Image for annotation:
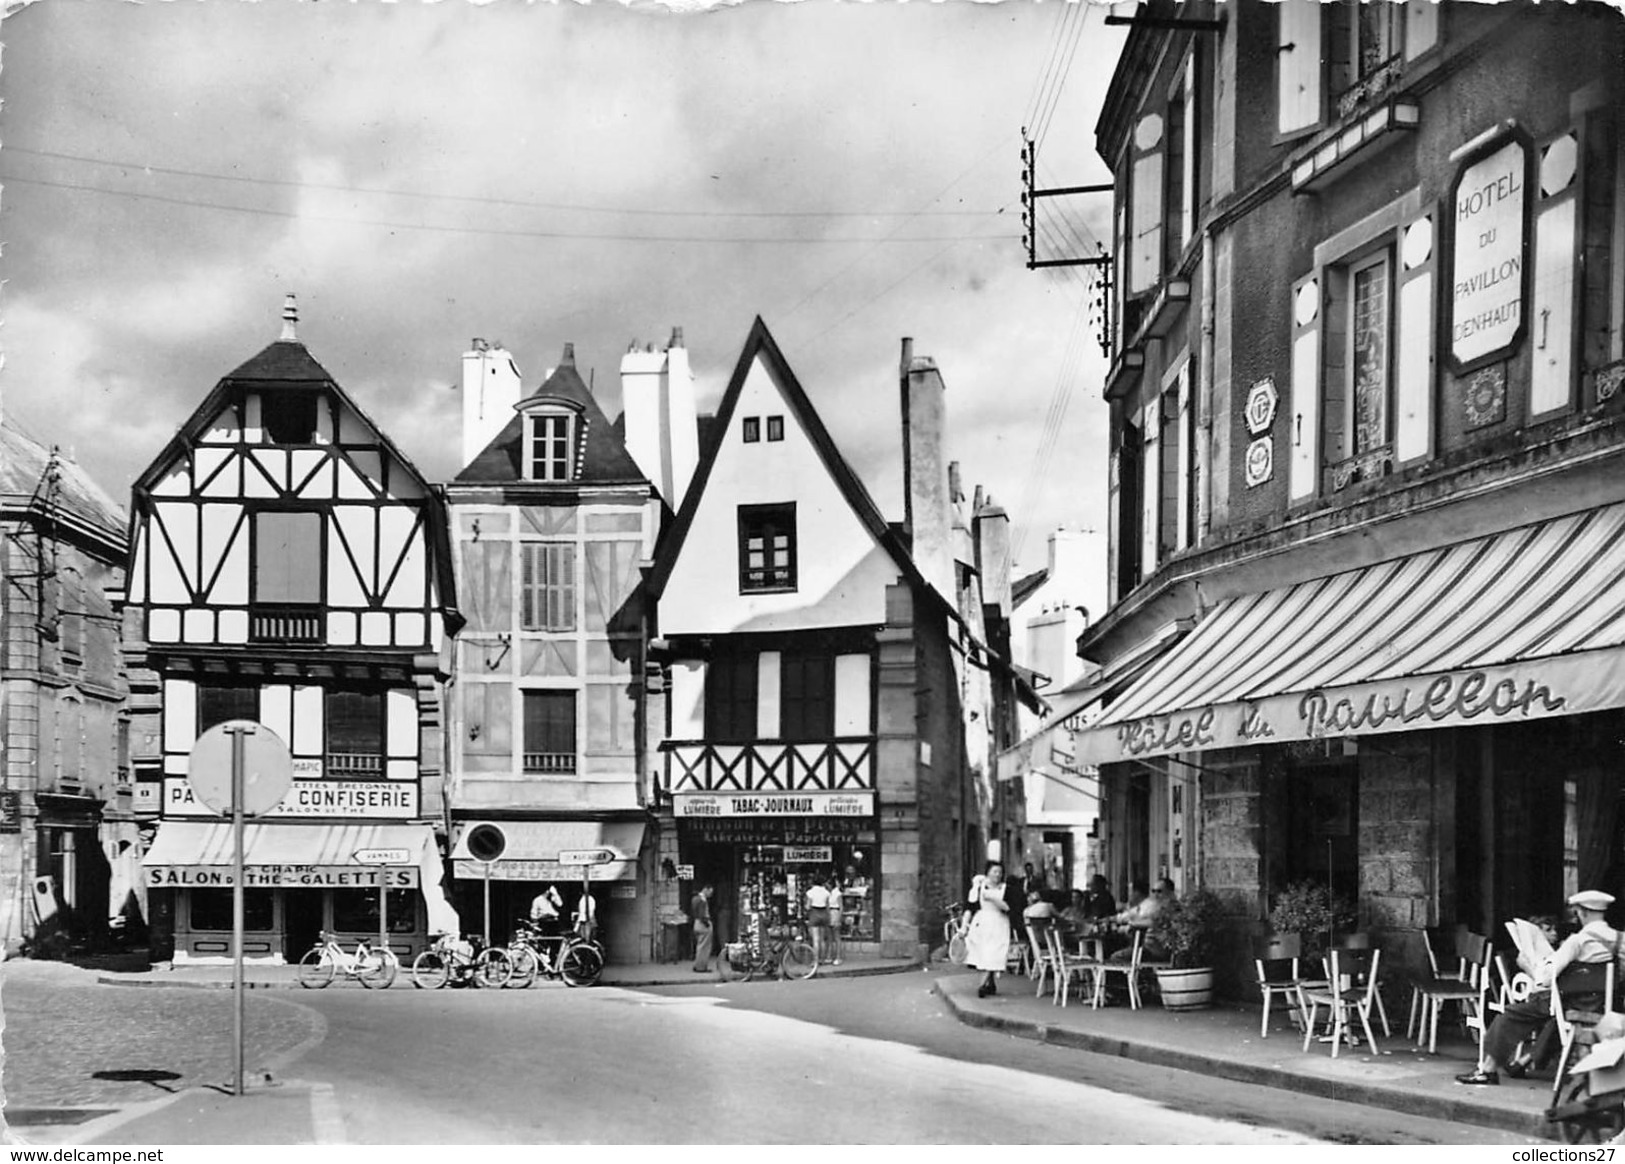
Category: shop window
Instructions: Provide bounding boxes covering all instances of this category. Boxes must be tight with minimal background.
[522,690,577,773]
[190,888,274,931]
[332,888,415,933]
[326,689,384,776]
[520,543,576,632]
[742,417,760,443]
[779,651,834,740]
[704,653,758,743]
[738,503,796,593]
[261,390,318,445]
[198,683,260,734]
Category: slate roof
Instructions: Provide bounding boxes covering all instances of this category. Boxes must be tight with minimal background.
[0,415,128,546]
[453,346,648,487]
[222,339,333,384]
[1012,568,1050,611]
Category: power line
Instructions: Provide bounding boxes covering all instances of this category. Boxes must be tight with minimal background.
[5,145,996,221]
[1032,2,1091,153]
[0,172,1014,246]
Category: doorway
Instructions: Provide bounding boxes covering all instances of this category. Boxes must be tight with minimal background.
[283,890,324,962]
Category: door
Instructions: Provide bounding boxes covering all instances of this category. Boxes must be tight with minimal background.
[284,890,325,962]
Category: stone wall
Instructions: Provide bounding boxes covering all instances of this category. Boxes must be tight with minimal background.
[1357,734,1438,982]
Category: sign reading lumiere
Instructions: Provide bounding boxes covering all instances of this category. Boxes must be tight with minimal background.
[1447,128,1531,373]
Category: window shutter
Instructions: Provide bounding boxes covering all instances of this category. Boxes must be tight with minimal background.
[1181,52,1198,252]
[1532,132,1580,418]
[1130,114,1165,294]
[1395,215,1437,462]
[1140,396,1160,578]
[1106,446,1122,607]
[1277,0,1323,136]
[1405,0,1439,60]
[1175,366,1193,551]
[1289,272,1323,502]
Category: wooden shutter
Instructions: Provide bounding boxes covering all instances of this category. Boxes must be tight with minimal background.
[1277,0,1323,136]
[1532,132,1580,418]
[1289,272,1323,502]
[1130,114,1166,294]
[1395,215,1437,463]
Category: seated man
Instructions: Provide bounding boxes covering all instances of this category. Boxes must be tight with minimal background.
[1023,889,1057,921]
[1457,890,1621,1086]
[1084,875,1118,920]
[1061,889,1091,931]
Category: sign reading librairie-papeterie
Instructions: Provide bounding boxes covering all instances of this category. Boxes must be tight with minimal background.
[1448,132,1529,371]
[673,791,874,818]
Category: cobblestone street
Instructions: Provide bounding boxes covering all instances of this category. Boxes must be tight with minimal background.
[2,961,325,1110]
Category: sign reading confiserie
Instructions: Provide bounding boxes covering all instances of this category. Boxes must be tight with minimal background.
[1449,134,1528,370]
[163,777,419,820]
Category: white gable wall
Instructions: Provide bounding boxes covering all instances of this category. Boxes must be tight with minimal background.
[660,355,901,635]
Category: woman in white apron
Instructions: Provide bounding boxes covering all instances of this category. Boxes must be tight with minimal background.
[964,862,1011,997]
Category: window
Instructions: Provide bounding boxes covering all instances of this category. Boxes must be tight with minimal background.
[1158,365,1195,558]
[198,684,260,734]
[1165,54,1198,271]
[191,889,274,931]
[326,689,384,775]
[252,509,322,641]
[333,888,415,933]
[261,390,318,445]
[742,417,761,443]
[766,416,785,442]
[738,504,796,592]
[522,690,577,773]
[1127,112,1165,296]
[1110,415,1143,602]
[58,569,83,668]
[780,651,833,740]
[521,543,575,632]
[526,412,574,481]
[704,653,758,743]
[1321,250,1394,488]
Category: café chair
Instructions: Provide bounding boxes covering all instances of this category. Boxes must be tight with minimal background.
[1253,934,1307,1038]
[1407,924,1469,1040]
[1025,919,1062,999]
[1551,961,1617,1098]
[1054,928,1105,1008]
[1300,946,1383,1059]
[1414,931,1490,1054]
[1339,932,1392,1037]
[1093,929,1158,1011]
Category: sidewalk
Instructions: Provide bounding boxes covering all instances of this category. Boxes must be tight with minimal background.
[933,970,1557,1141]
[90,954,920,989]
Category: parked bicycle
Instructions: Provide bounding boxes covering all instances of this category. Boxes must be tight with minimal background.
[298,931,398,989]
[410,933,512,989]
[716,924,817,982]
[504,919,605,988]
[942,901,970,965]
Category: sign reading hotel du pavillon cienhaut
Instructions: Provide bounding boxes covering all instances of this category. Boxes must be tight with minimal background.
[1448,132,1530,371]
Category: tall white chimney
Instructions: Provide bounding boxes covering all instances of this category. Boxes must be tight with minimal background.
[461,338,523,469]
[900,339,954,604]
[620,327,699,509]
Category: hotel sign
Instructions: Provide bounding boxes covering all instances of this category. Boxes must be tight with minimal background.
[673,791,874,818]
[1067,650,1625,766]
[163,778,419,820]
[1448,131,1530,372]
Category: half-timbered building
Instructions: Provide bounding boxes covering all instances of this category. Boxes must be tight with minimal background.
[442,339,660,961]
[124,299,460,962]
[647,319,1025,959]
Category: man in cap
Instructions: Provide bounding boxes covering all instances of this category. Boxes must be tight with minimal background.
[1457,890,1620,1085]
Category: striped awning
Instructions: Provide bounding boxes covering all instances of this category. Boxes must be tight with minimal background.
[1070,503,1625,765]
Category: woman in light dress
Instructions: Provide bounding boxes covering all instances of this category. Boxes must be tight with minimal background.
[964,861,1011,997]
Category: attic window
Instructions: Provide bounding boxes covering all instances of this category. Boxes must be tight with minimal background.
[525,410,576,482]
[262,390,317,444]
[742,417,761,443]
[766,416,784,442]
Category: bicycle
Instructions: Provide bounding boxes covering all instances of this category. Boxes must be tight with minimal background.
[943,901,970,965]
[504,919,605,988]
[297,931,399,989]
[716,924,817,982]
[410,933,512,989]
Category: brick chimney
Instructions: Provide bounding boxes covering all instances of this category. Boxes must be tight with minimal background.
[900,338,954,603]
[460,337,523,469]
[620,326,699,509]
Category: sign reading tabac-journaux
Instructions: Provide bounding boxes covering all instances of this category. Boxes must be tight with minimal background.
[1448,132,1529,371]
[673,791,874,818]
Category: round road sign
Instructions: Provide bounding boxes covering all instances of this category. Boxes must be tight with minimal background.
[187,720,293,817]
[465,823,508,863]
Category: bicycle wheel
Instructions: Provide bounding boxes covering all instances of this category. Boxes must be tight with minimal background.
[559,943,603,987]
[948,931,968,965]
[360,949,398,989]
[716,942,750,982]
[411,950,450,990]
[473,947,512,989]
[781,939,818,981]
[298,947,336,989]
[505,946,540,989]
[1557,1075,1625,1145]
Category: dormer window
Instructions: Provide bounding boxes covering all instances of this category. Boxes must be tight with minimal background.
[519,400,582,482]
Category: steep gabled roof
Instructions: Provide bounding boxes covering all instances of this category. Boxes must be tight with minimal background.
[1012,568,1050,611]
[453,349,647,487]
[648,317,932,607]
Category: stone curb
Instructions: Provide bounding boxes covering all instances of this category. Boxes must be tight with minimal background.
[932,981,1555,1142]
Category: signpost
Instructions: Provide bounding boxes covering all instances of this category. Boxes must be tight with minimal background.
[464,824,507,945]
[560,848,614,939]
[353,847,411,953]
[187,720,292,1099]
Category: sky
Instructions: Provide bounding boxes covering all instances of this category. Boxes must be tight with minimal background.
[0,0,1122,578]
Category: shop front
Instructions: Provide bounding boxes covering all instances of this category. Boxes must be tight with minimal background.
[447,818,650,961]
[142,820,457,963]
[673,790,879,952]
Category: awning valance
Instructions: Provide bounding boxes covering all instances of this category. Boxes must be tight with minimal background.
[449,819,645,883]
[1071,503,1625,765]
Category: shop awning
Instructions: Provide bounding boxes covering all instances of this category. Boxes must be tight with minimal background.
[1070,504,1625,766]
[141,819,461,934]
[449,819,645,883]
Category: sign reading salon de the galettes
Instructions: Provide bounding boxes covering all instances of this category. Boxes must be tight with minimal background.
[1447,130,1531,372]
[1066,655,1617,766]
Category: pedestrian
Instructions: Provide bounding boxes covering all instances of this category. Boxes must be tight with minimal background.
[574,890,598,944]
[691,885,716,974]
[805,876,831,963]
[825,875,844,965]
[965,861,1012,998]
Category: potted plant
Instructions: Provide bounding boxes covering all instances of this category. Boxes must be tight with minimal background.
[1268,880,1357,964]
[1147,887,1226,1010]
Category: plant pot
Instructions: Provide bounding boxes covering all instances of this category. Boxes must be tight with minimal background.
[1154,965,1214,1011]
